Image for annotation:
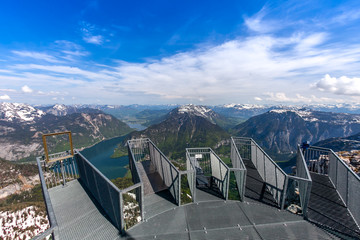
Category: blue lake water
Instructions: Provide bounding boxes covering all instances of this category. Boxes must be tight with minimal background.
[80,136,129,180]
[126,122,147,131]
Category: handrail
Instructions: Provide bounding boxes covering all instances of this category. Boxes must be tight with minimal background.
[297,145,312,181]
[75,151,122,192]
[230,137,246,169]
[306,146,360,227]
[148,139,180,174]
[328,148,360,181]
[249,138,287,176]
[127,141,144,184]
[31,226,56,240]
[35,157,58,240]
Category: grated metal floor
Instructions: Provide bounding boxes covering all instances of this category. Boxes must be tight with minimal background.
[49,179,337,240]
[137,160,167,195]
[48,180,122,240]
[307,172,360,239]
[127,199,337,240]
[243,160,278,207]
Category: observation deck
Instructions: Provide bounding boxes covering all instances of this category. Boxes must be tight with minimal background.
[33,137,359,240]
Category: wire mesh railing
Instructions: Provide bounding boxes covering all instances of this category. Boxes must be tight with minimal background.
[75,151,124,231]
[182,151,196,204]
[186,148,230,200]
[127,138,181,206]
[232,137,287,208]
[230,137,247,201]
[147,139,180,205]
[285,146,312,218]
[303,146,360,227]
[34,157,59,240]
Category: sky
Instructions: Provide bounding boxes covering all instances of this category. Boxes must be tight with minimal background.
[1,0,360,105]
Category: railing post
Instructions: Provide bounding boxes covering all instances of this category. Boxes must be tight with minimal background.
[60,160,66,186]
[119,191,125,233]
[281,175,289,210]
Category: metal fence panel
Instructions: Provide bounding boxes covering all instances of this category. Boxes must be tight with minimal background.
[328,152,337,186]
[348,172,360,227]
[75,152,122,231]
[336,161,348,204]
[146,140,180,205]
[255,147,265,180]
[230,138,247,201]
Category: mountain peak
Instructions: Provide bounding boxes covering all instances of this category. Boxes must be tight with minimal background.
[174,104,219,124]
[0,102,45,122]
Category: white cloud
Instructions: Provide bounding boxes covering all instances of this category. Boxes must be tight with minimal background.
[83,35,104,45]
[80,22,105,45]
[12,50,61,63]
[21,85,33,93]
[313,74,360,95]
[0,94,10,100]
[0,88,16,92]
[254,97,262,101]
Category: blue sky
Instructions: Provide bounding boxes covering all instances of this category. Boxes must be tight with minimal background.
[1,0,360,105]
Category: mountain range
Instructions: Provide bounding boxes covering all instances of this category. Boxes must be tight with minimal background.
[128,104,230,159]
[0,103,133,161]
[314,132,360,152]
[233,108,360,158]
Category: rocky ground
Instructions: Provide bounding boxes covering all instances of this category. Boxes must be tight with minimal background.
[337,150,360,175]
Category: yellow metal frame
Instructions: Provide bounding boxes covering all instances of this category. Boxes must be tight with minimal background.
[42,131,74,163]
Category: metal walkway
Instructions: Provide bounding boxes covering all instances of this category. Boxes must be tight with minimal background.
[35,137,359,239]
[307,172,360,239]
[126,199,337,240]
[137,160,167,195]
[49,180,122,240]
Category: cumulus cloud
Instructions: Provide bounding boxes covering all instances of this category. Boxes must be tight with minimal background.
[313,74,360,95]
[21,85,33,93]
[0,94,10,100]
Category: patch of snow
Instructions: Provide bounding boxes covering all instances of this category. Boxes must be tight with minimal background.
[0,206,49,240]
[0,102,45,122]
[53,104,66,111]
[177,104,214,121]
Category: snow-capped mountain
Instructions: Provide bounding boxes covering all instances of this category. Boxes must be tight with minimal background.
[234,108,360,157]
[0,103,132,161]
[129,104,229,159]
[269,108,360,124]
[0,103,45,123]
[176,104,220,124]
[212,104,271,120]
[39,104,102,116]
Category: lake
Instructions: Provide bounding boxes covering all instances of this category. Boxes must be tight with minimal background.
[125,122,147,131]
[80,136,129,180]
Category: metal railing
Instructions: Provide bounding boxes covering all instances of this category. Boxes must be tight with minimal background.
[232,137,287,208]
[183,150,196,204]
[147,139,180,205]
[127,138,182,207]
[35,150,137,238]
[41,152,78,189]
[286,146,312,218]
[75,151,124,231]
[33,157,59,240]
[230,137,247,201]
[186,148,230,200]
[303,146,360,227]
